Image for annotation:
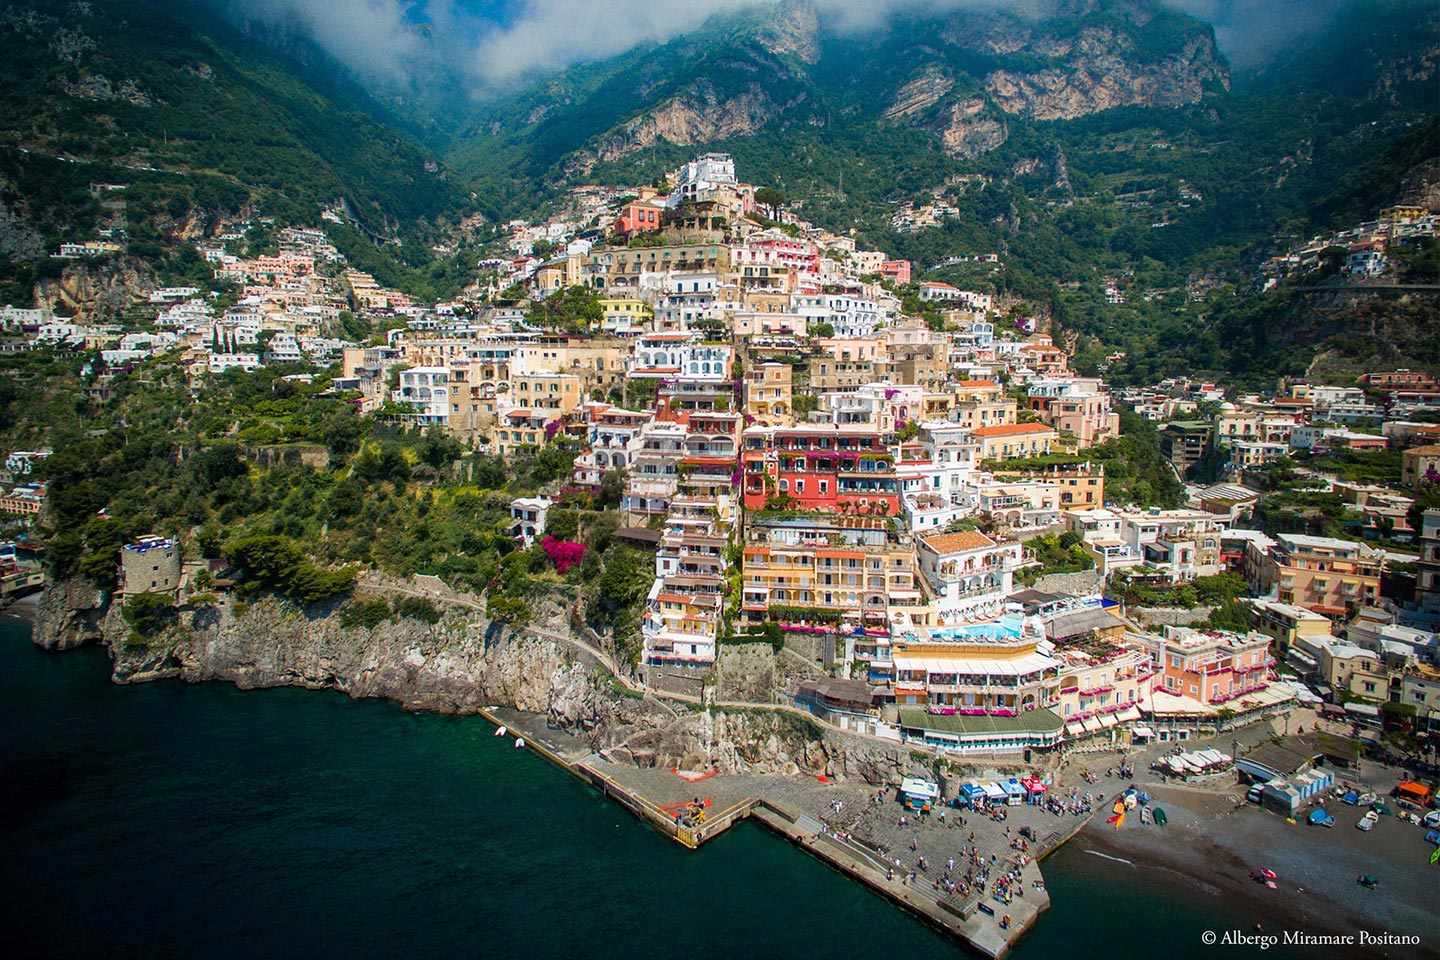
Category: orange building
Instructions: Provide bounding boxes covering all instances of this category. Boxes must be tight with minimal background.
[1137,626,1276,706]
[615,200,666,238]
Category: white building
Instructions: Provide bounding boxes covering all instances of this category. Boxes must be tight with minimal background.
[392,367,450,426]
[509,497,552,548]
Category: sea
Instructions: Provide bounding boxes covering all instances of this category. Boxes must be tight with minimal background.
[0,616,1302,959]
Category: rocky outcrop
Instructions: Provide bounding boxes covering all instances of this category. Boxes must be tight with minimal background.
[938,98,1008,159]
[565,81,796,176]
[985,34,1226,121]
[108,593,585,716]
[35,577,913,785]
[34,259,152,321]
[33,576,108,651]
[884,69,954,120]
[753,1,821,65]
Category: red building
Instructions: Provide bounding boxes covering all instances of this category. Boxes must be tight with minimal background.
[615,200,666,239]
[880,260,912,285]
[742,425,899,516]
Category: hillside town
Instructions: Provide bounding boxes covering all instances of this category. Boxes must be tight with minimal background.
[3,152,1437,763]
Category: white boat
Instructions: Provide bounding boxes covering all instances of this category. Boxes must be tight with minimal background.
[515,737,525,749]
[495,725,507,737]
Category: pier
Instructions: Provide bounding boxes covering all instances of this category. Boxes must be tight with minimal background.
[479,706,1049,958]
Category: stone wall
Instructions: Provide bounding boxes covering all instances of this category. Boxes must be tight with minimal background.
[1129,605,1216,628]
[716,642,778,703]
[1031,569,1104,596]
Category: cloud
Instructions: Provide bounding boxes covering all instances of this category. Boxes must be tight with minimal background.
[1164,0,1367,72]
[469,0,755,85]
[207,0,1391,94]
[466,1,1054,87]
[208,0,436,86]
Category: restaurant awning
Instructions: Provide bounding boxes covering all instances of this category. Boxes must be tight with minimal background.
[1131,725,1154,739]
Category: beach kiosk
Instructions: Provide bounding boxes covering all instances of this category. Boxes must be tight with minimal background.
[1020,776,1048,805]
[900,777,940,812]
[981,781,1007,807]
[1002,779,1026,806]
[958,783,987,809]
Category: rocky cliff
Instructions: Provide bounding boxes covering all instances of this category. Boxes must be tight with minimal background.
[566,82,802,176]
[33,575,108,651]
[33,578,916,785]
[983,33,1227,122]
[34,258,153,321]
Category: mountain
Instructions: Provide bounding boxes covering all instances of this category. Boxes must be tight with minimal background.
[0,0,475,305]
[449,0,1435,275]
[448,0,1227,209]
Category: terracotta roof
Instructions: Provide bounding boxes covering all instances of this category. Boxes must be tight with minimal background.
[1405,444,1440,456]
[919,530,997,553]
[956,379,1000,388]
[972,422,1056,438]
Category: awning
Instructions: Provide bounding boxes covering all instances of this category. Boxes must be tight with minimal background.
[1117,705,1142,723]
[1131,725,1154,738]
[1064,721,1085,736]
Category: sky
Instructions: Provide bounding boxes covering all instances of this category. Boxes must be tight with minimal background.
[204,0,1376,95]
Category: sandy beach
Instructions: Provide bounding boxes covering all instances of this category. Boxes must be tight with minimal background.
[1075,778,1438,958]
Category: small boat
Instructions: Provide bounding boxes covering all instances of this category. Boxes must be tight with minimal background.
[1424,810,1440,829]
[1424,830,1440,846]
[1357,874,1378,889]
[495,725,507,737]
[1259,868,1277,880]
[1307,809,1335,827]
[1357,793,1376,806]
[1152,807,1168,826]
[1371,801,1391,816]
[1356,811,1378,831]
[1341,791,1360,805]
[515,737,525,749]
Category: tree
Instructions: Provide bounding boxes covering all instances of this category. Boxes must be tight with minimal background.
[526,285,602,334]
[122,592,176,637]
[596,469,626,510]
[419,426,461,469]
[755,187,787,219]
[810,321,835,339]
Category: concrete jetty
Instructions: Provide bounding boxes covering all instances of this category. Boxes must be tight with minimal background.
[479,706,1049,958]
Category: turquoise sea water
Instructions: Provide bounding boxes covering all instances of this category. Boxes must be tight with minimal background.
[0,618,1299,959]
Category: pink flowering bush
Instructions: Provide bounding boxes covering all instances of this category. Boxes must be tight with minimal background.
[540,536,586,573]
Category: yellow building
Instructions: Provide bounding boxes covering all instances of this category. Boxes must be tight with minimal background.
[599,297,652,335]
[509,372,583,415]
[1265,534,1384,619]
[745,362,793,426]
